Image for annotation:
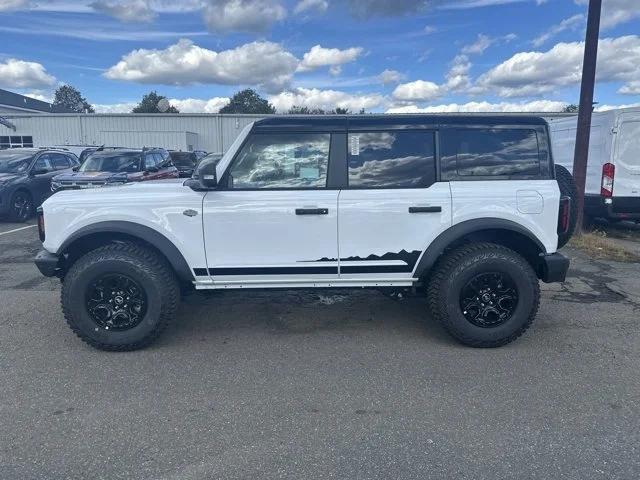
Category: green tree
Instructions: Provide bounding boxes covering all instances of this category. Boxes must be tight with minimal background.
[562,104,579,113]
[220,89,275,114]
[287,105,327,115]
[332,107,350,114]
[53,85,95,113]
[132,91,179,113]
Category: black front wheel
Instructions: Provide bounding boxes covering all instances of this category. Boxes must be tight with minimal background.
[427,243,540,348]
[9,190,33,223]
[61,242,180,351]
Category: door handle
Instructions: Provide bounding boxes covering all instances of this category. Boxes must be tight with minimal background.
[296,208,328,215]
[409,206,442,213]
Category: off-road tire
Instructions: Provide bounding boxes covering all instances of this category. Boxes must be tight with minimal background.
[427,242,540,348]
[61,242,179,351]
[555,164,578,248]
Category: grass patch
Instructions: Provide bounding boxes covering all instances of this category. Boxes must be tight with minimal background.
[569,229,639,262]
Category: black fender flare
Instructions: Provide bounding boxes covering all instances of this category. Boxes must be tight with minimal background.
[57,221,194,282]
[413,218,547,278]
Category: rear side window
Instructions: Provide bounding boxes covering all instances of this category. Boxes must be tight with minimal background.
[347,131,436,188]
[442,129,541,179]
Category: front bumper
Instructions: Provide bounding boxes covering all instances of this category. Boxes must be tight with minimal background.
[539,252,570,283]
[34,249,61,277]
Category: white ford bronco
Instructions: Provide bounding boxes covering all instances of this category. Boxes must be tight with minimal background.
[35,115,575,351]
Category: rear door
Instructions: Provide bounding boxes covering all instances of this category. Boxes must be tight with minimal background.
[338,128,451,282]
[28,153,60,205]
[614,119,640,198]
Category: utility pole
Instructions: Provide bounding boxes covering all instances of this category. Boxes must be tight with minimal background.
[572,0,602,232]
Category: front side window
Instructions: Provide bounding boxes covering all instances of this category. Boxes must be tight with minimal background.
[229,133,330,189]
[442,129,541,179]
[348,131,436,188]
[33,154,53,172]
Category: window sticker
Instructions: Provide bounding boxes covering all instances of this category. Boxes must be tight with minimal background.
[350,134,360,156]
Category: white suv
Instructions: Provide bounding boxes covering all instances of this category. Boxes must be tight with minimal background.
[34,115,573,351]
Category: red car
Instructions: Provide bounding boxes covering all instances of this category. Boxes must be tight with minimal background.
[51,147,178,192]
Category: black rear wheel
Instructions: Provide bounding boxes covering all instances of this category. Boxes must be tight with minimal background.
[9,190,33,223]
[427,243,540,348]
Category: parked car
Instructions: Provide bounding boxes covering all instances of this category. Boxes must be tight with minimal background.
[0,148,79,222]
[51,147,178,192]
[168,151,199,178]
[549,107,640,222]
[193,150,208,161]
[35,115,575,351]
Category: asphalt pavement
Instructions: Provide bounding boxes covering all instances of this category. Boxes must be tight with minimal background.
[1,224,639,480]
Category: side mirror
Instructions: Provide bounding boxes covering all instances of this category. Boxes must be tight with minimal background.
[72,165,80,172]
[193,155,218,189]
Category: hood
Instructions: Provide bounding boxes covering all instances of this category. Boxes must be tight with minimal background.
[53,171,128,182]
[0,172,21,183]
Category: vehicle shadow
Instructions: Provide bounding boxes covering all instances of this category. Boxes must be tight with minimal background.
[157,288,456,348]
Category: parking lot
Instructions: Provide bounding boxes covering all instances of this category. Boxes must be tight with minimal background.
[1,222,639,479]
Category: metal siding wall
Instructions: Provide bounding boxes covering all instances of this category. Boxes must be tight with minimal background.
[1,114,266,153]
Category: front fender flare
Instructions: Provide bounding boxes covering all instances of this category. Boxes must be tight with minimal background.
[57,221,194,283]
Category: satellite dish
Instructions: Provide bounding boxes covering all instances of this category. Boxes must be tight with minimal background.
[157,98,170,113]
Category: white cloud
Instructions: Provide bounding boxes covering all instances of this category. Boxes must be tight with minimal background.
[169,97,230,113]
[423,25,437,34]
[294,0,327,15]
[104,39,299,91]
[444,54,472,91]
[268,87,385,112]
[90,0,156,22]
[393,80,441,101]
[297,45,364,72]
[0,0,30,10]
[619,81,640,95]
[93,102,137,113]
[378,69,404,85]
[202,0,286,33]
[595,102,640,112]
[0,58,57,89]
[532,14,584,47]
[476,36,640,97]
[386,100,569,113]
[462,34,493,55]
[575,0,640,30]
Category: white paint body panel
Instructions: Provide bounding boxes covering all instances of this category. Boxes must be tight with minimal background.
[450,180,560,253]
[202,190,339,282]
[42,180,207,269]
[548,107,640,199]
[338,183,452,279]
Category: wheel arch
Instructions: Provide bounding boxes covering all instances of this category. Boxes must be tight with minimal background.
[57,221,194,283]
[415,218,547,279]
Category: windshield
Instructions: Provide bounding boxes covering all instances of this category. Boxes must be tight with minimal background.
[79,151,142,173]
[0,152,33,174]
[169,152,197,167]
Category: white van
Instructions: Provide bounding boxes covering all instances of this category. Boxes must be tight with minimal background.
[548,107,640,222]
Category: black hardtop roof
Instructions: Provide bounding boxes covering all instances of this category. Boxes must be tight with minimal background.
[253,114,549,132]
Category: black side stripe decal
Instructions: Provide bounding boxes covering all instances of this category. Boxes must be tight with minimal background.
[194,265,416,276]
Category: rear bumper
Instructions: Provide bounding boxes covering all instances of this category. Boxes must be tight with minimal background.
[585,195,640,220]
[539,253,570,283]
[34,249,61,277]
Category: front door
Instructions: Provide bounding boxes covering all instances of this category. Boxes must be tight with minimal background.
[202,131,339,286]
[338,129,452,281]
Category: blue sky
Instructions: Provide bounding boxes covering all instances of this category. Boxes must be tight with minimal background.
[0,0,638,113]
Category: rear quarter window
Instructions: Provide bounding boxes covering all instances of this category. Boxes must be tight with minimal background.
[441,128,543,180]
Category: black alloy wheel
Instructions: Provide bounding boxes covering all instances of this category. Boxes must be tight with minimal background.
[85,273,148,331]
[460,272,518,328]
[11,191,33,222]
